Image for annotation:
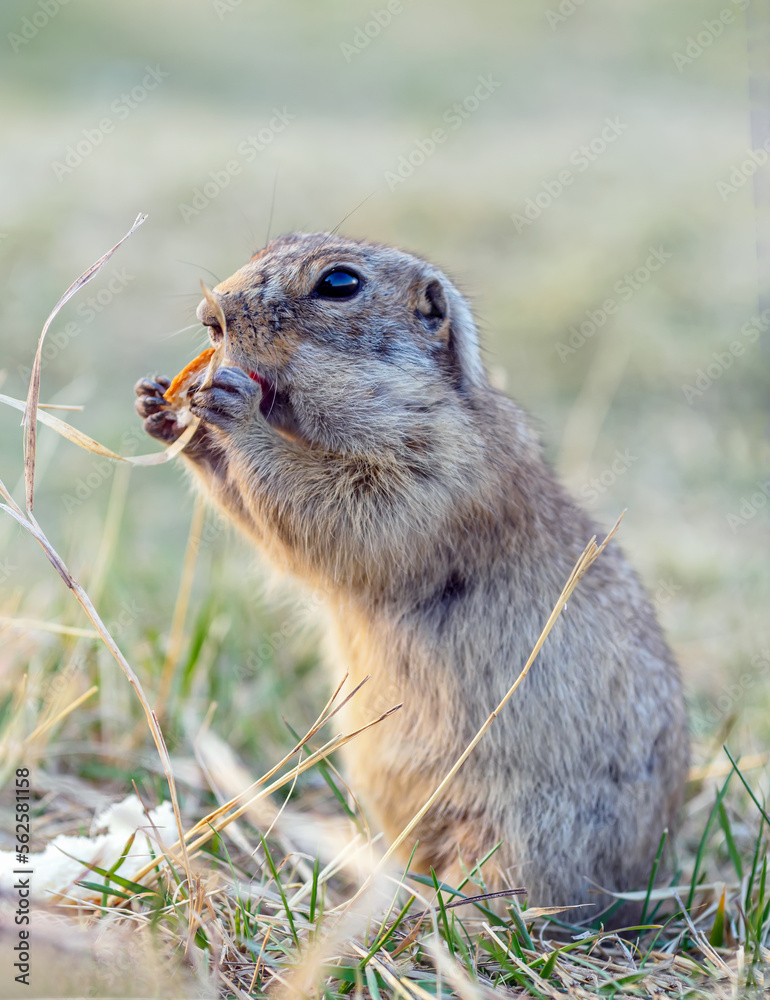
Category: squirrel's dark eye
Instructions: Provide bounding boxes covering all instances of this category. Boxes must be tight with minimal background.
[315,268,361,299]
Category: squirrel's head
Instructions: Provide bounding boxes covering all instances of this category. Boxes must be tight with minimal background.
[196,232,486,455]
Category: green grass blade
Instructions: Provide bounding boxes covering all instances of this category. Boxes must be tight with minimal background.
[723,746,770,826]
[430,867,455,958]
[309,854,320,925]
[285,718,359,824]
[687,770,734,910]
[540,947,560,981]
[708,887,726,947]
[640,827,668,925]
[364,965,382,1000]
[454,840,503,893]
[70,858,161,897]
[717,802,743,881]
[508,900,535,951]
[753,855,767,942]
[76,879,136,901]
[259,832,299,948]
[359,893,417,969]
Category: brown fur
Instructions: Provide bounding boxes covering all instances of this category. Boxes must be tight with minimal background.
[135,232,688,914]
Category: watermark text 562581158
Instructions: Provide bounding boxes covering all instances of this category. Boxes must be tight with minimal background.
[13,767,33,987]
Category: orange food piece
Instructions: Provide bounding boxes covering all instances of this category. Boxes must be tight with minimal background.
[164,347,216,407]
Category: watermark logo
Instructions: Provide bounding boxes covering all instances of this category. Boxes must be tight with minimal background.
[671,1,749,74]
[545,0,587,30]
[179,108,295,223]
[52,67,169,180]
[106,598,145,639]
[0,558,17,584]
[716,144,770,201]
[726,480,770,533]
[681,307,768,403]
[61,429,142,512]
[511,117,628,233]
[384,75,501,190]
[213,0,243,20]
[17,268,134,381]
[694,646,770,735]
[341,1,405,62]
[8,0,71,54]
[555,246,672,362]
[578,449,637,505]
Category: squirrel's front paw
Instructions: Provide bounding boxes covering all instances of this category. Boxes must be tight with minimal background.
[134,375,185,443]
[190,366,261,431]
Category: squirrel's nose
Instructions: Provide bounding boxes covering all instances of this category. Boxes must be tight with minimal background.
[196,299,225,342]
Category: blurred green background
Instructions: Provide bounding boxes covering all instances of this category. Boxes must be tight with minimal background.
[0,0,768,771]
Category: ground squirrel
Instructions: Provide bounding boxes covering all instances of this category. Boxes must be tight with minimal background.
[135,232,688,913]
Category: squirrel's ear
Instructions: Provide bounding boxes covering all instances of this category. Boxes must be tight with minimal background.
[415,278,448,332]
[414,273,485,390]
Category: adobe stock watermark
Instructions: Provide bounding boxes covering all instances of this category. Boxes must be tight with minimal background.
[671,0,749,74]
[235,587,327,680]
[340,1,405,62]
[52,66,169,181]
[726,479,770,533]
[0,558,17,585]
[61,428,143,512]
[213,0,243,19]
[606,578,681,663]
[545,0,587,31]
[511,117,629,234]
[38,659,82,714]
[578,449,637,505]
[107,598,145,639]
[198,509,229,552]
[17,268,134,381]
[178,108,295,222]
[384,75,501,191]
[716,143,770,201]
[8,0,70,54]
[693,645,770,737]
[650,578,682,615]
[681,307,768,403]
[554,246,672,362]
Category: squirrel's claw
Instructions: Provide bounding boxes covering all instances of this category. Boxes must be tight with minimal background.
[142,409,184,443]
[190,366,260,430]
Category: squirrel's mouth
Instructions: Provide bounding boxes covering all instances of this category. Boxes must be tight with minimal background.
[248,370,278,418]
[204,322,302,440]
[250,370,304,442]
[203,323,278,419]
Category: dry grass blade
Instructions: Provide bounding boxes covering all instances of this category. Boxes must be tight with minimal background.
[128,420,200,464]
[442,887,526,910]
[156,493,206,720]
[688,752,770,781]
[199,280,228,391]
[180,671,372,846]
[0,616,99,638]
[0,472,192,896]
[1,391,200,466]
[25,685,99,743]
[484,924,558,997]
[2,392,128,461]
[22,213,147,511]
[129,701,401,886]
